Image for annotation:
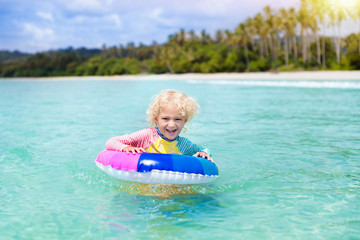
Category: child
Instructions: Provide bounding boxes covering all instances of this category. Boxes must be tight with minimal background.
[105,89,213,162]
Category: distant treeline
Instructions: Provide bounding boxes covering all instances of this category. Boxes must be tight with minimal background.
[1,1,360,77]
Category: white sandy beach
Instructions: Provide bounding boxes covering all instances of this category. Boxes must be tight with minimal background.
[4,71,360,81]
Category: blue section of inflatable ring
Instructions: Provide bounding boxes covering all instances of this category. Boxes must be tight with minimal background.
[137,153,218,176]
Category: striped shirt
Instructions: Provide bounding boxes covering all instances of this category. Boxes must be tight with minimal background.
[105,127,211,156]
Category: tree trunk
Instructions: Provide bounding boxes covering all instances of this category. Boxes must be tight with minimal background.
[264,37,269,57]
[302,33,307,63]
[336,22,341,64]
[358,18,360,54]
[315,31,321,65]
[284,33,289,65]
[307,33,312,64]
[289,37,292,58]
[251,38,255,52]
[306,32,311,64]
[322,22,326,68]
[293,36,298,62]
[259,37,264,58]
[269,36,276,61]
[276,33,281,56]
[269,37,274,60]
[245,44,250,69]
[274,35,278,60]
[166,60,174,73]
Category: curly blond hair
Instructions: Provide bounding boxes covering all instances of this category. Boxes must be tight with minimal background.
[146,89,199,127]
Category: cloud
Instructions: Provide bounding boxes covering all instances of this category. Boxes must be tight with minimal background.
[148,8,175,27]
[70,13,122,28]
[3,0,354,53]
[23,23,55,40]
[149,7,163,20]
[108,14,122,28]
[60,0,115,12]
[20,23,56,51]
[36,11,54,22]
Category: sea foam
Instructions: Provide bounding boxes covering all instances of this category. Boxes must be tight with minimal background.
[187,80,360,89]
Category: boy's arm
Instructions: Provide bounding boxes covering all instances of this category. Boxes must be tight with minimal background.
[105,128,155,151]
[195,145,211,155]
[177,137,213,161]
[193,151,213,162]
[191,144,213,162]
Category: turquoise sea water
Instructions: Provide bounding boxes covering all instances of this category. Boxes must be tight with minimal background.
[1,78,359,239]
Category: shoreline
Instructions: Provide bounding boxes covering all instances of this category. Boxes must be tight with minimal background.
[2,70,360,81]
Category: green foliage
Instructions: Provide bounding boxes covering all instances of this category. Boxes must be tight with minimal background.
[249,58,269,72]
[223,50,239,71]
[347,54,360,69]
[344,34,360,69]
[278,64,303,72]
[150,59,168,74]
[1,8,360,77]
[0,49,93,77]
[0,50,30,62]
[124,58,142,74]
[329,57,351,70]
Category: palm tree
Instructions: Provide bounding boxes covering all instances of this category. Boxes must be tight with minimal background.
[273,13,283,58]
[158,40,177,73]
[235,24,250,69]
[179,29,187,46]
[308,0,321,65]
[298,0,311,64]
[201,29,211,44]
[357,1,360,54]
[351,0,360,54]
[263,6,277,61]
[215,30,224,43]
[279,8,290,65]
[287,8,298,62]
[310,0,327,67]
[336,5,348,64]
[224,30,232,45]
[254,13,266,58]
[126,42,136,58]
[328,1,348,64]
[188,30,197,42]
[310,0,329,68]
[245,17,257,51]
[309,13,321,65]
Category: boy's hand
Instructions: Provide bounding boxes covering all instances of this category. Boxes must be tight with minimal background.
[122,146,146,155]
[193,152,214,163]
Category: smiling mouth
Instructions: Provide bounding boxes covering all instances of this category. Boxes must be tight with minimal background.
[166,129,177,134]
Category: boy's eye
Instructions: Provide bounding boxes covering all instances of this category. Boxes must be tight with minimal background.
[162,117,169,120]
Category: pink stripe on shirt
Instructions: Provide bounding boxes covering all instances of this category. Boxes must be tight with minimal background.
[105,128,159,151]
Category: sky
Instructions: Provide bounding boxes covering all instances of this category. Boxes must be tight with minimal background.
[0,0,356,53]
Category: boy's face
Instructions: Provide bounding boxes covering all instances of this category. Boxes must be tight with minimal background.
[155,104,187,140]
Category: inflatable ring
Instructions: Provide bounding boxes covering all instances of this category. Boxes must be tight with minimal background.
[95,150,219,184]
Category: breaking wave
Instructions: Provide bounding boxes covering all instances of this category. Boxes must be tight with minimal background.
[187,80,360,89]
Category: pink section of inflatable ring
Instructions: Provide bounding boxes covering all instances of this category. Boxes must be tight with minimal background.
[95,150,140,172]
